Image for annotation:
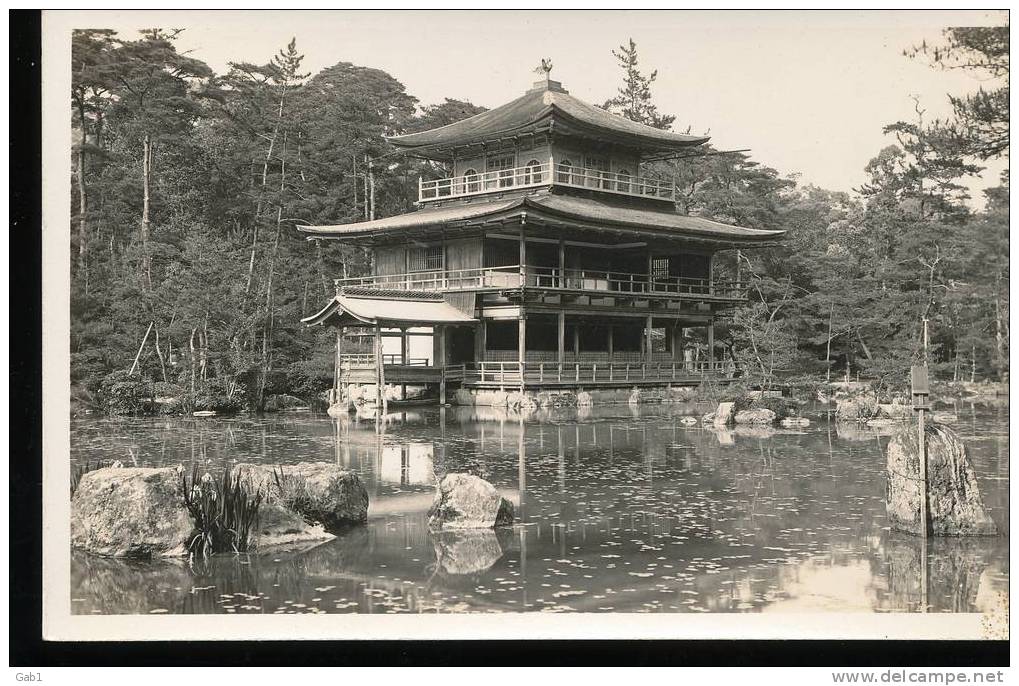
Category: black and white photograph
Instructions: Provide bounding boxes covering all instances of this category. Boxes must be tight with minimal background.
[29,8,1010,655]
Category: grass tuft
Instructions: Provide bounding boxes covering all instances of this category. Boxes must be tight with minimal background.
[70,460,118,497]
[180,465,263,557]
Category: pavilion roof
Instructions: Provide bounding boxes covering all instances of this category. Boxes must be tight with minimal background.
[301,288,477,328]
[387,79,709,159]
[298,192,785,245]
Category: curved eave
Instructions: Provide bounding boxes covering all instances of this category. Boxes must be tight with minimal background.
[388,94,710,158]
[521,195,785,245]
[302,292,477,328]
[297,192,785,246]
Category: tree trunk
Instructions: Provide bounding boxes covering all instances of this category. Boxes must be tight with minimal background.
[855,330,874,360]
[258,131,288,411]
[367,155,376,221]
[153,323,168,383]
[141,133,152,290]
[993,274,1006,379]
[825,301,835,383]
[76,109,88,259]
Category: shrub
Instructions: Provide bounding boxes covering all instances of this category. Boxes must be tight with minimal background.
[97,370,156,415]
[70,459,118,497]
[180,466,262,556]
[190,377,245,414]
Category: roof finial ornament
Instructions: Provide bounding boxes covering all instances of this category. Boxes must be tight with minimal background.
[534,58,553,80]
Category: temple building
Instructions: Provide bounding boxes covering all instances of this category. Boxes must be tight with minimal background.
[300,71,783,406]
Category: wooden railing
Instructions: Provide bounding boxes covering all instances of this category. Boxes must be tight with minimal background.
[340,354,429,366]
[335,266,747,301]
[418,162,675,203]
[456,360,729,386]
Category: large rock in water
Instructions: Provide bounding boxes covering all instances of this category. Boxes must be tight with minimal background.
[71,467,192,558]
[886,423,998,536]
[428,473,514,530]
[234,462,369,531]
[835,393,878,422]
[713,401,736,427]
[734,408,777,425]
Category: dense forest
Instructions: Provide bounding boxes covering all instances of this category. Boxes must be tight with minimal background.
[69,27,1009,413]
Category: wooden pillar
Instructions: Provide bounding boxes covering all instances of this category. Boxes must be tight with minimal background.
[572,322,580,356]
[672,325,684,363]
[518,314,527,365]
[607,324,614,361]
[374,322,386,414]
[557,311,565,368]
[437,325,447,405]
[333,328,343,405]
[645,314,653,362]
[707,318,715,370]
[519,225,527,287]
[400,327,409,399]
[475,319,487,362]
[558,236,566,288]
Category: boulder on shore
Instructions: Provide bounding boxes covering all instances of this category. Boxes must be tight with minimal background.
[71,467,193,558]
[886,423,998,536]
[734,408,777,425]
[234,462,369,532]
[428,473,514,530]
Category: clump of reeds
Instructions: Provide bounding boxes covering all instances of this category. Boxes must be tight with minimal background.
[180,465,262,556]
[70,459,117,497]
[270,465,313,514]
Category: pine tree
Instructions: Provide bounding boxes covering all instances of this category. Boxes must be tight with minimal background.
[603,38,676,130]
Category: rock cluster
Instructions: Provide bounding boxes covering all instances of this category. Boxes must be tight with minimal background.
[71,462,369,558]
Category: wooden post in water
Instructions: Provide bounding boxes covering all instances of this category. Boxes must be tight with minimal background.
[911,361,931,612]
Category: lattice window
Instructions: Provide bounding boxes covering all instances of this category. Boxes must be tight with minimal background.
[486,153,515,188]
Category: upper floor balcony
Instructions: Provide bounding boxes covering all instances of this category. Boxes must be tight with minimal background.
[418,161,675,204]
[336,265,747,303]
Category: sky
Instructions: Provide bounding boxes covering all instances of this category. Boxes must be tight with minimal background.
[59,9,1008,204]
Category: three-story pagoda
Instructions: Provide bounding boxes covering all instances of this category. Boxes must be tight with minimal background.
[300,72,784,407]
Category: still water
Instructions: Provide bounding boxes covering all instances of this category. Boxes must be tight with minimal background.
[70,401,1009,615]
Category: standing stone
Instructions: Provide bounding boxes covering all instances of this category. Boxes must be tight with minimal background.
[71,467,193,558]
[713,401,736,427]
[886,423,998,536]
[428,473,514,529]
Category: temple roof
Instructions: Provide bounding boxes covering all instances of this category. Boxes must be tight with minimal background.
[298,192,784,245]
[387,79,709,159]
[302,288,476,328]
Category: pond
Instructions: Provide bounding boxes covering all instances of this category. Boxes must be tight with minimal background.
[70,400,1009,615]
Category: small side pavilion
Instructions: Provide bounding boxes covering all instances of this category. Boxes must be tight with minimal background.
[302,287,476,405]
